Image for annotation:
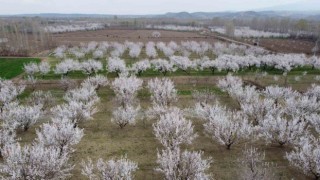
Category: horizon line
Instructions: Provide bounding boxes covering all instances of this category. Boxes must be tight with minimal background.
[1,10,320,17]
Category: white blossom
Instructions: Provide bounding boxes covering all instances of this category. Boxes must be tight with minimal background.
[305,84,320,101]
[55,59,80,77]
[111,76,143,106]
[0,79,25,112]
[39,61,51,76]
[286,135,320,180]
[2,104,42,131]
[0,143,73,179]
[27,90,55,111]
[110,42,126,57]
[146,42,157,58]
[107,57,126,76]
[148,25,202,31]
[192,89,217,105]
[305,113,320,134]
[24,62,39,76]
[53,46,66,59]
[156,42,175,57]
[81,75,108,91]
[111,105,140,129]
[170,56,193,74]
[263,86,299,104]
[52,100,98,127]
[131,60,151,76]
[64,86,99,105]
[153,108,197,149]
[36,118,84,155]
[93,50,104,59]
[239,146,275,180]
[81,156,138,180]
[259,113,306,146]
[147,78,177,107]
[0,129,16,157]
[151,59,176,76]
[241,98,277,125]
[80,59,103,76]
[211,26,290,38]
[203,105,253,149]
[128,43,142,58]
[156,148,212,180]
[59,78,77,92]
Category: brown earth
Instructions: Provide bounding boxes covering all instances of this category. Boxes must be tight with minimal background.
[243,38,317,55]
[51,29,216,45]
[52,28,316,55]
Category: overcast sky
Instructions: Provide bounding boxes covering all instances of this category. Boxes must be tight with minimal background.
[0,0,315,15]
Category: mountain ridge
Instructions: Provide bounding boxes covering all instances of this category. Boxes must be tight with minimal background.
[1,11,320,20]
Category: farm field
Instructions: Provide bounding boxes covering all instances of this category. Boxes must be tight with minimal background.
[1,27,320,180]
[52,28,318,56]
[1,0,320,178]
[0,57,40,79]
[17,75,315,180]
[13,69,320,180]
[243,38,316,55]
[52,29,215,45]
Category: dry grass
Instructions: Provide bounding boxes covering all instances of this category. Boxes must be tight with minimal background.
[13,74,318,180]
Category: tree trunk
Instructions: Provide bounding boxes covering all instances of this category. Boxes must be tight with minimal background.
[226,144,231,150]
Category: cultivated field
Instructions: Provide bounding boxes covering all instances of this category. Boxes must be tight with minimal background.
[244,38,316,55]
[52,29,215,45]
[1,29,320,180]
[18,75,315,180]
[51,28,318,56]
[0,57,40,79]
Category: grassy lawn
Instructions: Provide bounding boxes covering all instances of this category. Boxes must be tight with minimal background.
[0,57,40,79]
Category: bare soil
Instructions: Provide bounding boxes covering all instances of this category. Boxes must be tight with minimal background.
[243,38,317,55]
[18,74,314,180]
[51,29,216,45]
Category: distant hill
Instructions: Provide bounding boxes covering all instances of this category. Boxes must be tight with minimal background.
[158,11,320,20]
[2,11,320,20]
[2,13,155,19]
[157,11,263,19]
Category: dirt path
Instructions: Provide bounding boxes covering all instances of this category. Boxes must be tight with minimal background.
[213,34,254,47]
[31,50,51,57]
[205,32,254,47]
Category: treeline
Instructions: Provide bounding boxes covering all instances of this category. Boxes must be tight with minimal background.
[0,18,55,56]
[211,17,320,40]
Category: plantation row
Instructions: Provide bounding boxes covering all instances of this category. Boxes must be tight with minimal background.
[46,24,203,34]
[0,73,320,179]
[24,53,320,81]
[145,24,203,32]
[53,41,267,60]
[44,23,106,33]
[210,26,291,38]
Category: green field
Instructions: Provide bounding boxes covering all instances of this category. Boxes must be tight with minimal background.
[0,57,41,79]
